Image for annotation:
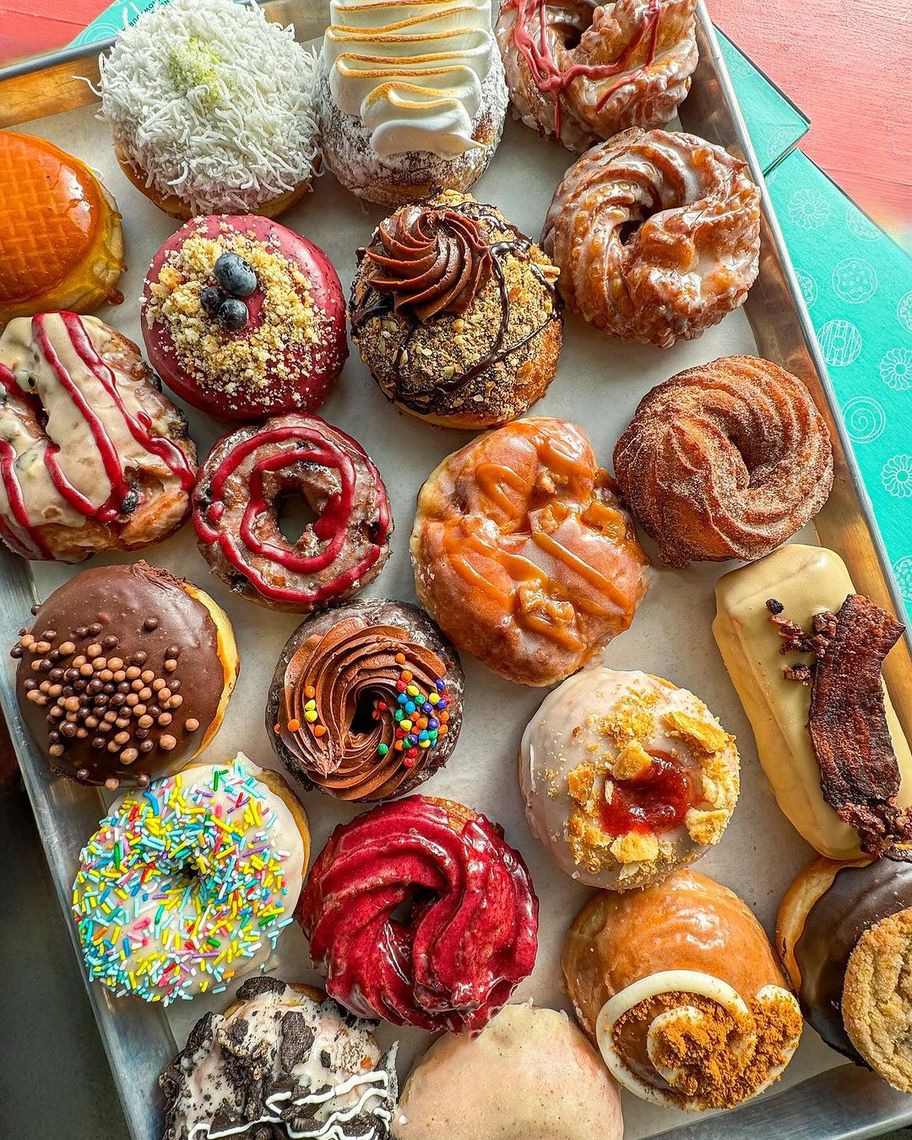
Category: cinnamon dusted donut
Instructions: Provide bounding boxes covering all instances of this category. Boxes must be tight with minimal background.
[193,415,392,612]
[0,313,196,562]
[563,870,803,1111]
[350,191,562,430]
[613,356,834,565]
[496,0,698,152]
[542,128,761,346]
[410,418,649,686]
[298,795,539,1032]
[268,599,464,802]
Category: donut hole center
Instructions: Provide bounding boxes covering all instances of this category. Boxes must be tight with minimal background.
[618,218,645,246]
[277,492,319,544]
[391,886,437,928]
[349,690,380,737]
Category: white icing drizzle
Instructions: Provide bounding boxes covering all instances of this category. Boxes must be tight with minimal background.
[98,0,320,215]
[323,0,497,156]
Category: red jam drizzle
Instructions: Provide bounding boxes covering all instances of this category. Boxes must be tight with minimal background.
[507,0,661,139]
[0,312,195,558]
[599,749,692,836]
[193,423,391,606]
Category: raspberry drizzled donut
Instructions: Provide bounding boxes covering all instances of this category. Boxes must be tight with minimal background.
[0,313,195,561]
[298,795,539,1032]
[542,128,761,346]
[496,0,697,152]
[193,415,392,612]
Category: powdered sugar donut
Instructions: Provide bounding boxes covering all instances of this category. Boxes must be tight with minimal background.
[318,0,508,206]
[142,215,347,421]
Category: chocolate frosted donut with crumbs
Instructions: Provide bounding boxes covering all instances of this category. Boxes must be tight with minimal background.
[193,415,392,612]
[350,191,562,430]
[11,561,238,788]
[268,599,463,802]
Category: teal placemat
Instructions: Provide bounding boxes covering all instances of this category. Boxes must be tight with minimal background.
[767,149,912,614]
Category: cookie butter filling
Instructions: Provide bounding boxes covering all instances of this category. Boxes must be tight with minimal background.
[596,970,803,1110]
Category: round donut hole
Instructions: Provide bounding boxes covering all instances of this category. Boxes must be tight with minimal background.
[390,886,438,927]
[277,493,319,544]
[618,217,646,246]
[349,690,379,737]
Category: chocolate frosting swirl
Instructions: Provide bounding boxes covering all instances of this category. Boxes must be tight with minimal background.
[268,599,463,802]
[365,205,492,321]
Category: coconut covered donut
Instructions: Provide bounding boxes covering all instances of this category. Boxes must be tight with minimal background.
[542,128,761,346]
[613,356,834,565]
[496,0,698,152]
[0,313,196,562]
[193,415,392,612]
[318,0,508,206]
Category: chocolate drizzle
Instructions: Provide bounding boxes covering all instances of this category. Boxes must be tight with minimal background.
[770,593,912,856]
[351,196,561,403]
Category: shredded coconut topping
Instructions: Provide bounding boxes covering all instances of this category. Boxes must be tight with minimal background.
[99,0,321,215]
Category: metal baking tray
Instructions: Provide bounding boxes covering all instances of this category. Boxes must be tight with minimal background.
[2,3,912,1138]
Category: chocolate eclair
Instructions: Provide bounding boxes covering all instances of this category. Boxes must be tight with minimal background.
[11,561,238,788]
[267,598,463,802]
[778,855,912,1092]
[349,190,562,430]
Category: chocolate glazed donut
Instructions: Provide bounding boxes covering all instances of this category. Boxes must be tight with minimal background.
[193,414,392,612]
[267,599,464,802]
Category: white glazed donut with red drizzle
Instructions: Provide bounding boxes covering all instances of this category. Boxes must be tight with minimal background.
[0,312,196,562]
[496,0,697,152]
[193,414,393,612]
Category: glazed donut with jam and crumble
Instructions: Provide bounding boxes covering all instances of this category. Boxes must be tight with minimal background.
[193,415,392,613]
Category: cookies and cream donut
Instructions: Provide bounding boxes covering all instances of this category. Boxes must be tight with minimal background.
[496,0,698,152]
[193,415,392,612]
[778,856,912,1092]
[0,132,124,327]
[11,562,238,789]
[520,668,739,890]
[319,0,508,205]
[410,418,649,686]
[298,795,538,1032]
[72,754,309,1004]
[350,192,562,429]
[393,1002,623,1140]
[161,976,397,1140]
[268,599,464,802]
[99,0,320,219]
[614,356,834,565]
[542,128,761,346]
[0,313,196,562]
[713,544,912,860]
[563,870,802,1111]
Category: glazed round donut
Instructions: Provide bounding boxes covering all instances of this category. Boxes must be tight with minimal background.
[268,599,464,802]
[410,417,649,687]
[72,754,309,1004]
[161,977,397,1140]
[298,795,539,1032]
[542,128,761,346]
[142,215,347,421]
[496,0,698,152]
[193,415,393,612]
[613,355,835,565]
[0,313,196,562]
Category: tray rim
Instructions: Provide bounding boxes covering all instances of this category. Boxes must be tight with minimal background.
[2,3,911,1138]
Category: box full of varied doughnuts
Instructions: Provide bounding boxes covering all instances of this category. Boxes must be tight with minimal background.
[1,2,911,1139]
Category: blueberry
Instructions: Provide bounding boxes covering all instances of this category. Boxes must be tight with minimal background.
[214,252,257,298]
[200,286,225,315]
[218,297,249,331]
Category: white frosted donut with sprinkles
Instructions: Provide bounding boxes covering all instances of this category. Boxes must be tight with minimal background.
[72,753,310,1004]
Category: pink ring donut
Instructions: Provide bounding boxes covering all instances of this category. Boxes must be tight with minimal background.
[193,414,392,612]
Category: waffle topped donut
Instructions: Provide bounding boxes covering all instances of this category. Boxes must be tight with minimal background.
[496,0,698,152]
[542,128,761,346]
[613,356,834,565]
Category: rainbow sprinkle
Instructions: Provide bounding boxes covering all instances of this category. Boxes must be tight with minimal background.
[71,756,296,1004]
[376,657,450,769]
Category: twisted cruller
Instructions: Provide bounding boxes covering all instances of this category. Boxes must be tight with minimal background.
[542,127,761,346]
[496,0,697,152]
[298,795,538,1032]
[613,356,834,565]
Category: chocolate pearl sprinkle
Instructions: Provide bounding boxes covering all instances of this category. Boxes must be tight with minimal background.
[99,669,114,683]
[86,643,102,657]
[133,705,147,718]
[72,655,86,668]
[30,603,40,616]
[121,748,138,765]
[137,774,151,787]
[139,741,154,755]
[185,718,200,732]
[143,617,159,632]
[101,635,118,651]
[23,679,37,691]
[159,735,177,751]
[75,627,87,639]
[58,641,75,656]
[49,744,64,757]
[108,657,124,671]
[92,657,106,670]
[9,647,23,660]
[140,670,154,684]
[91,737,105,750]
[34,640,51,654]
[152,678,166,692]
[126,666,141,681]
[104,777,120,791]
[131,651,147,666]
[138,687,152,702]
[164,659,178,673]
[158,713,172,727]
[76,768,90,781]
[170,695,183,708]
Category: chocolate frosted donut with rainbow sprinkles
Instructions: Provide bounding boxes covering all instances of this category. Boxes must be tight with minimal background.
[268,598,463,802]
